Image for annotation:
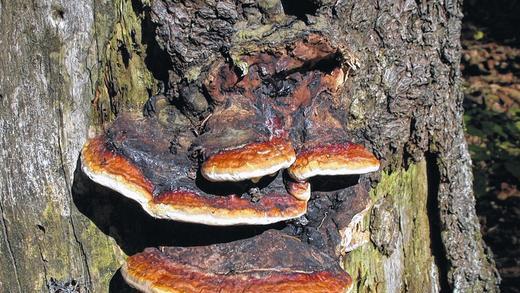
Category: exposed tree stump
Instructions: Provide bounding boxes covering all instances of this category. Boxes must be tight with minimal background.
[0,0,498,292]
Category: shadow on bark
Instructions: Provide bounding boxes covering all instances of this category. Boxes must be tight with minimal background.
[426,153,450,292]
[72,156,288,291]
[109,269,137,293]
[71,158,285,256]
[132,0,171,88]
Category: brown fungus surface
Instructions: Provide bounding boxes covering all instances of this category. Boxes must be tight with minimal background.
[284,179,373,257]
[198,34,378,182]
[122,230,352,293]
[81,34,379,230]
[81,115,306,226]
[78,30,384,292]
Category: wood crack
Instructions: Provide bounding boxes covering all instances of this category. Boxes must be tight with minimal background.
[56,93,93,288]
[0,202,23,293]
[37,242,49,289]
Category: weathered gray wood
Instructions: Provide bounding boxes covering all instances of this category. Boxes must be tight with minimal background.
[0,0,123,291]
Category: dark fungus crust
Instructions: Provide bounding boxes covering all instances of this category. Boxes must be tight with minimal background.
[81,115,306,226]
[81,34,379,227]
[201,34,346,147]
[290,180,373,257]
[199,34,378,182]
[122,230,352,293]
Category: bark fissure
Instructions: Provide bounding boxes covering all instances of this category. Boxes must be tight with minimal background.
[0,203,23,293]
[426,153,450,292]
[68,211,92,288]
[56,97,93,288]
[37,242,50,289]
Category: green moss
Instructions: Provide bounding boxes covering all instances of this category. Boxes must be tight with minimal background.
[344,243,386,292]
[92,0,157,125]
[257,0,279,10]
[79,222,124,290]
[39,201,121,291]
[40,202,74,281]
[234,24,276,42]
[232,19,308,49]
[185,66,203,82]
[344,161,436,292]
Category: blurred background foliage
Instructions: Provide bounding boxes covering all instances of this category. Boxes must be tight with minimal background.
[462,0,520,291]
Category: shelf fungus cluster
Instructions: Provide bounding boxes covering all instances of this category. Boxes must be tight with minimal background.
[81,34,380,292]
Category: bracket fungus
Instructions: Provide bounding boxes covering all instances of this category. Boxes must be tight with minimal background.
[80,33,381,292]
[122,230,353,293]
[288,143,380,181]
[200,138,296,183]
[81,115,306,226]
[81,34,379,226]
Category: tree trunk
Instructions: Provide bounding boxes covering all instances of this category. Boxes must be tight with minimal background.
[0,0,499,292]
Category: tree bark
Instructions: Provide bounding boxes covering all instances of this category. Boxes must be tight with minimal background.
[0,0,498,292]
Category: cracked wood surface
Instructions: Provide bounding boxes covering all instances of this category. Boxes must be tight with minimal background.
[0,1,123,292]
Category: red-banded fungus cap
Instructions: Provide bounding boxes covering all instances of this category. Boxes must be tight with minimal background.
[201,138,296,182]
[122,230,352,293]
[287,94,380,181]
[81,115,307,226]
[196,91,296,183]
[288,143,380,181]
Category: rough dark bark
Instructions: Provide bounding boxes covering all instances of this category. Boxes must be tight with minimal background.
[0,0,498,292]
